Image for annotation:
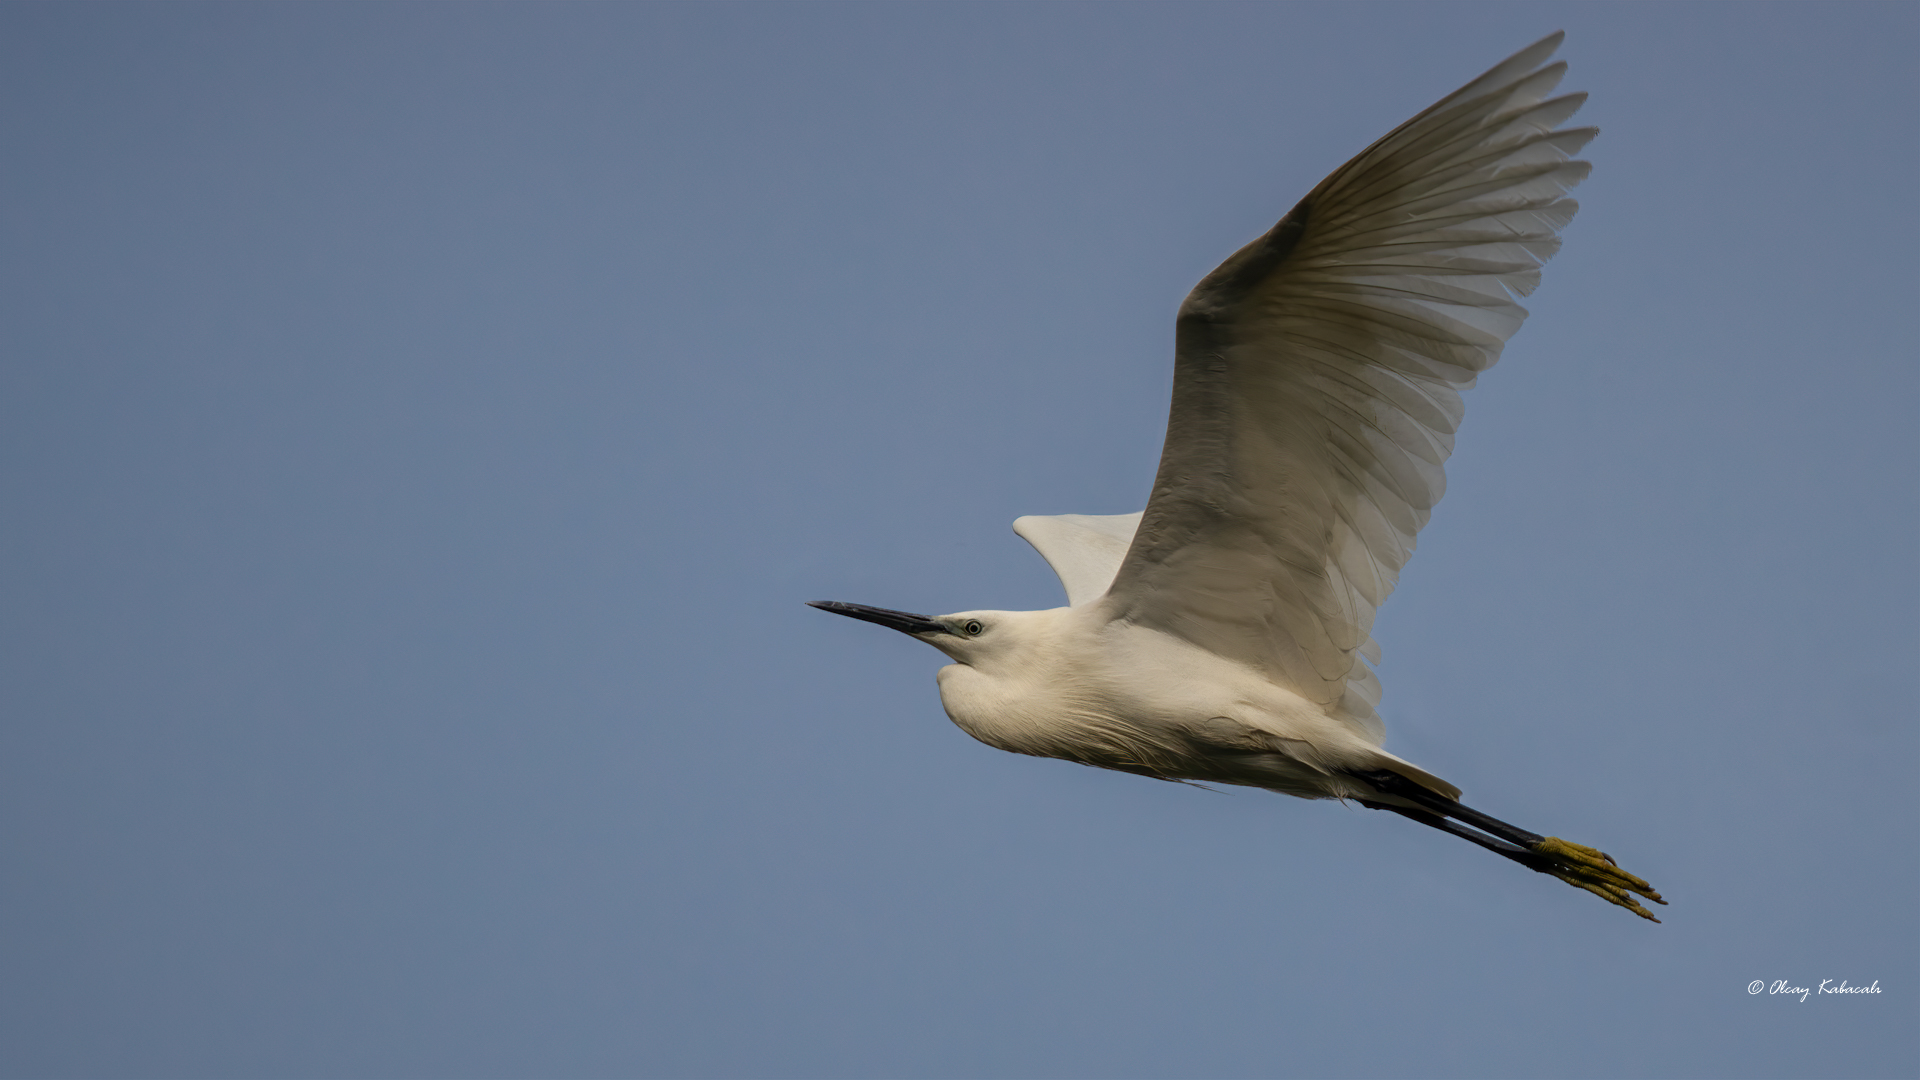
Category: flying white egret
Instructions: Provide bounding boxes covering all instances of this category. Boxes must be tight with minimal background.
[811,33,1664,920]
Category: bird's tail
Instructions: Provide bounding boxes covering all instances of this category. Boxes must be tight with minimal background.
[1359,750,1462,802]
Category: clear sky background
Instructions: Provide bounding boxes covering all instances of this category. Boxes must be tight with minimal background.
[3,4,1915,1078]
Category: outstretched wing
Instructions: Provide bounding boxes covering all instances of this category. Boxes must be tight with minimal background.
[1014,512,1144,607]
[1101,34,1595,744]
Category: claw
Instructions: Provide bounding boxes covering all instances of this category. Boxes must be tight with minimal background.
[1532,837,1665,921]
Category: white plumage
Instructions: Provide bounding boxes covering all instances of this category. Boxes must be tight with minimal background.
[812,33,1664,921]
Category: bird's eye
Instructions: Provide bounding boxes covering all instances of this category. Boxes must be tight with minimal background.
[963,620,984,636]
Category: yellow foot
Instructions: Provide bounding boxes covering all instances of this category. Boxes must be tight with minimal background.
[1533,837,1667,922]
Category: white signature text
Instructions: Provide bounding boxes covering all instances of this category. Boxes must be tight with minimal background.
[1747,979,1881,1002]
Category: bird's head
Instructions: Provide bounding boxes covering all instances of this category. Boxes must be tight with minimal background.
[806,601,1042,668]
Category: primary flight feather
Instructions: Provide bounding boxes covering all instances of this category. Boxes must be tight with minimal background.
[811,33,1664,920]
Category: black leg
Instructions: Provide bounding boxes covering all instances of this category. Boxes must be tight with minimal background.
[1348,768,1666,921]
[1350,768,1547,849]
[1357,799,1535,863]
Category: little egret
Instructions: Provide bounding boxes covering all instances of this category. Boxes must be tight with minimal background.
[811,33,1664,920]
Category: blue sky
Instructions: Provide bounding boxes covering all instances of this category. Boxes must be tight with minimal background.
[2,4,1914,1077]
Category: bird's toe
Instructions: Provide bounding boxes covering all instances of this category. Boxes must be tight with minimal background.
[1532,836,1666,922]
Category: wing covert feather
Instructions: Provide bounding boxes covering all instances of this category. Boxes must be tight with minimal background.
[1102,34,1592,744]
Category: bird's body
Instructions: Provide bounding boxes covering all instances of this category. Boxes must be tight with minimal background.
[927,600,1450,804]
[811,33,1666,920]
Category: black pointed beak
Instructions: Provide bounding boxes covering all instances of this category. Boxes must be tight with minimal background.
[807,601,952,637]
